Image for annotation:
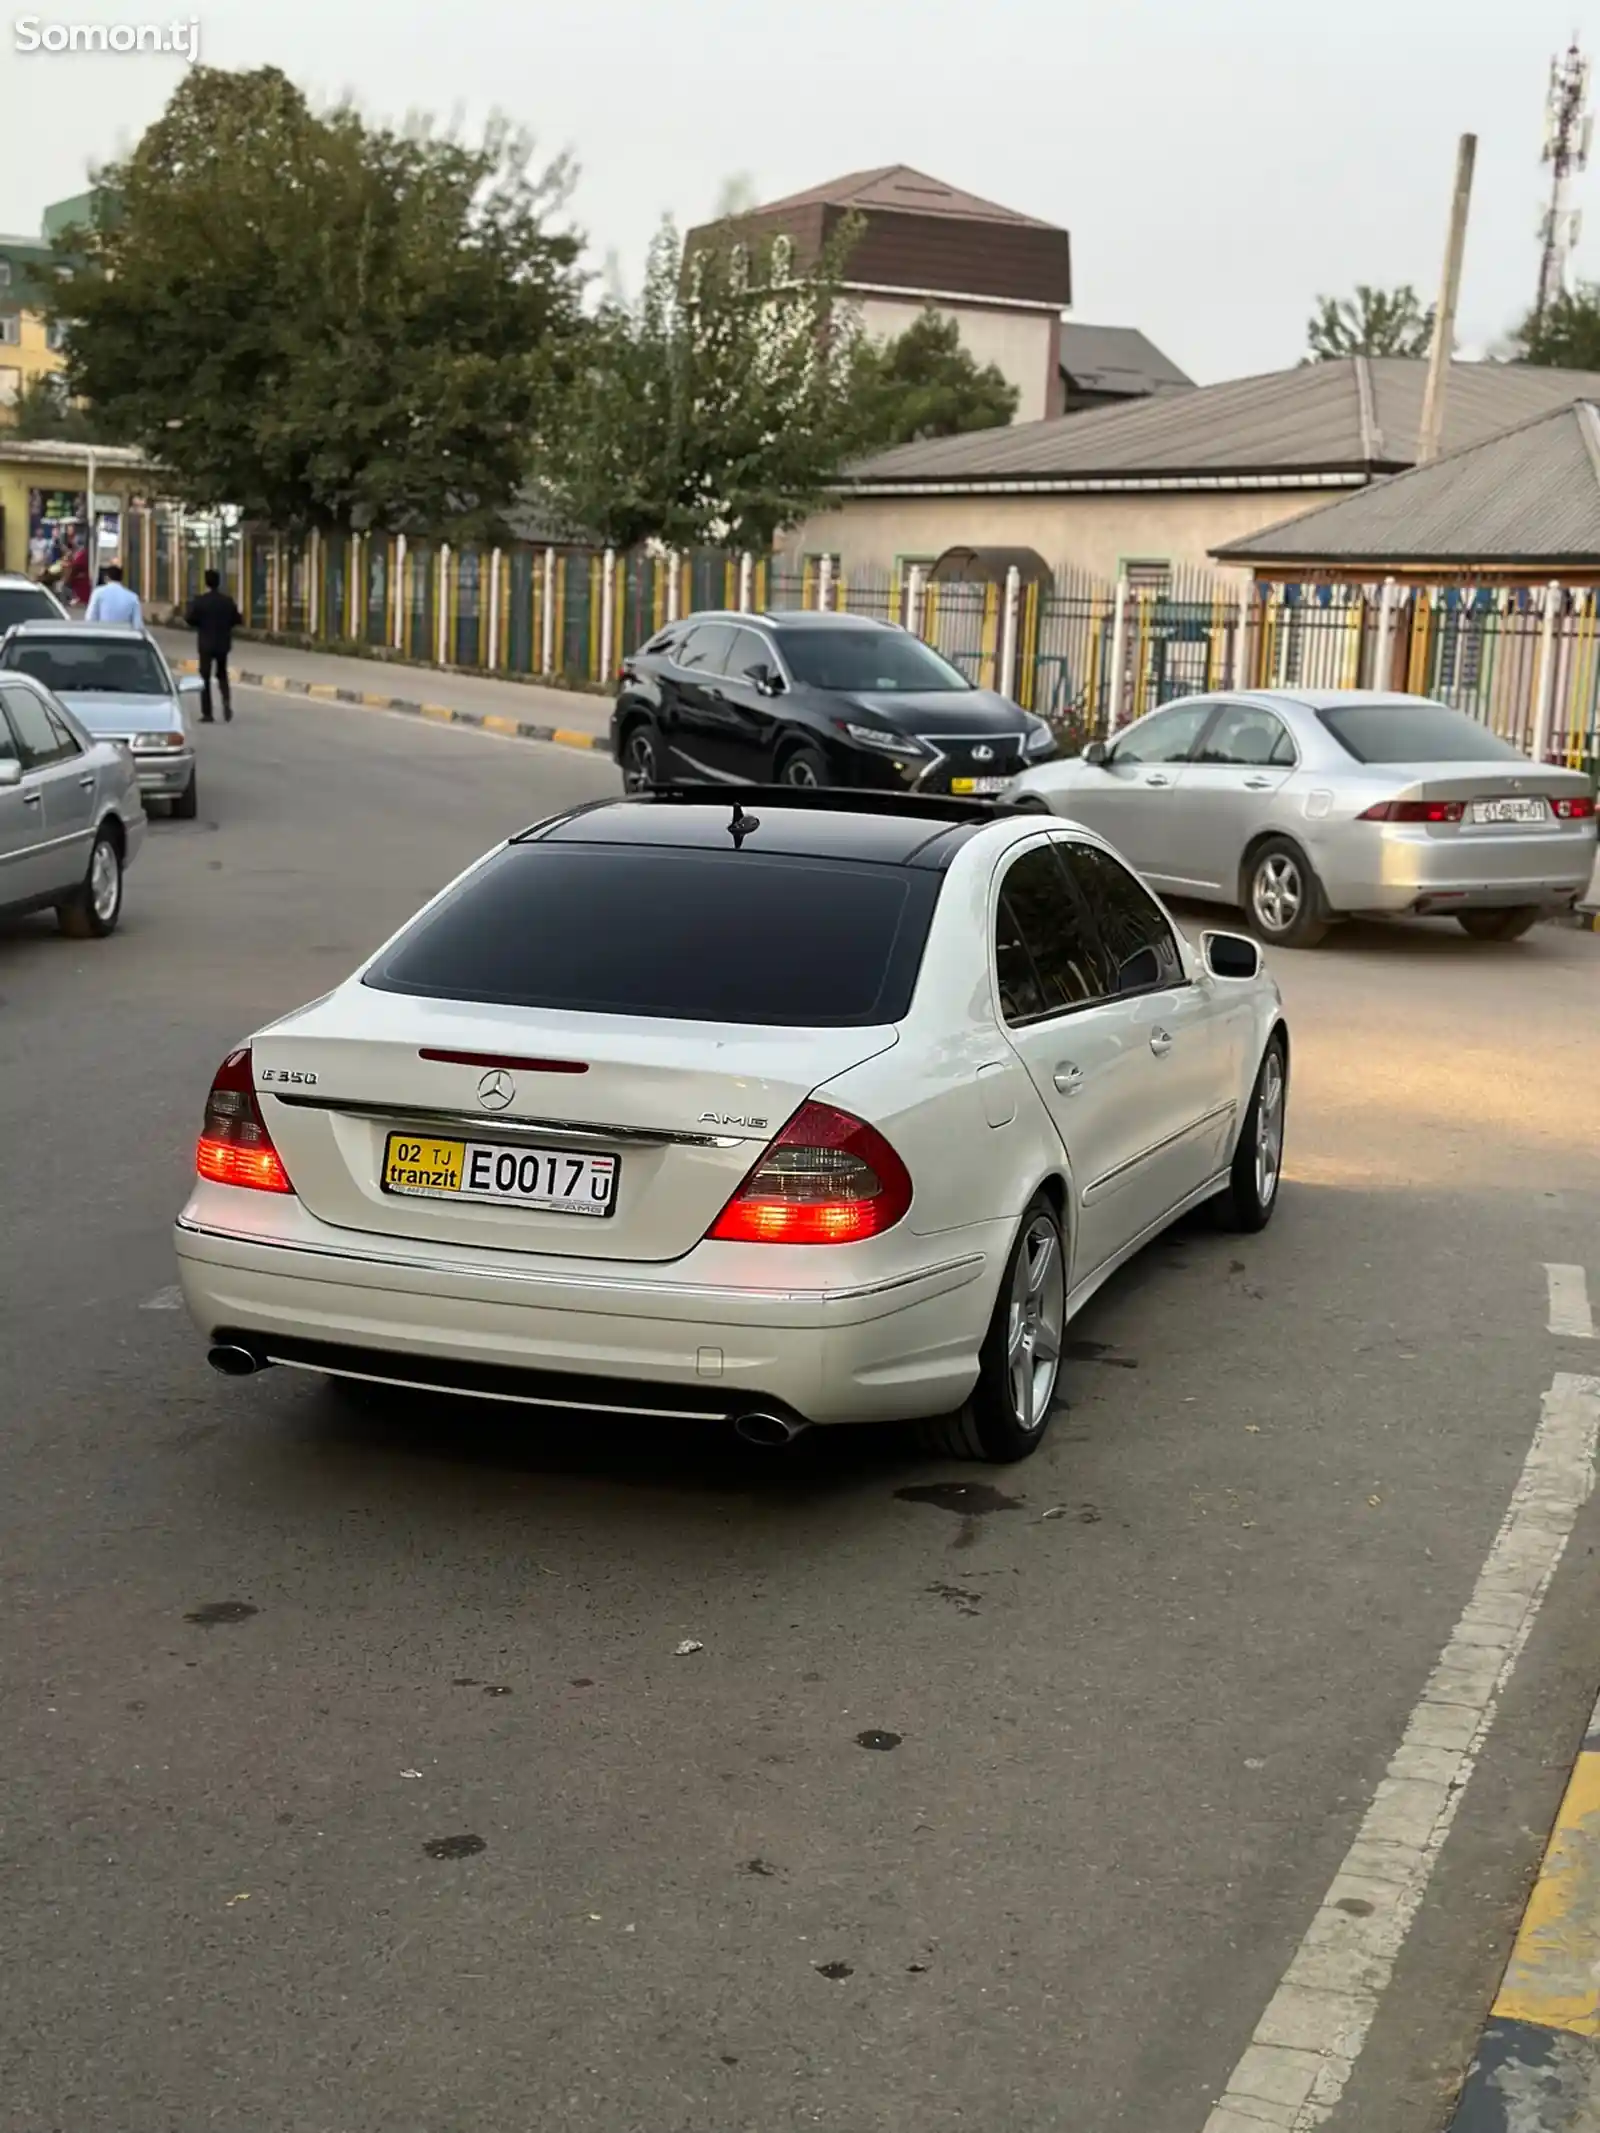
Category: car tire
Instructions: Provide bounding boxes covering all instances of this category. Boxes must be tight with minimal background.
[920,1193,1066,1463]
[619,716,664,793]
[1213,1032,1288,1233]
[57,826,123,940]
[171,771,198,820]
[776,741,828,789]
[1456,906,1541,941]
[1245,838,1329,949]
[1009,793,1053,814]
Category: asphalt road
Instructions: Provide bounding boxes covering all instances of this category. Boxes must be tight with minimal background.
[3,686,1599,2133]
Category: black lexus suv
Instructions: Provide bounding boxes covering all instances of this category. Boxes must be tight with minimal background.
[610,609,1057,794]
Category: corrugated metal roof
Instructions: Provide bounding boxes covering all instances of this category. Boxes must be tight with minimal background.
[1214,399,1600,563]
[843,356,1600,487]
[1058,324,1193,397]
[750,165,1058,228]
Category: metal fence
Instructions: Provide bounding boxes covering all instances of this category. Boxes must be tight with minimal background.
[119,510,1600,774]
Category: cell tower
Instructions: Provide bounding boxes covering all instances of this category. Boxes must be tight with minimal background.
[1536,36,1593,329]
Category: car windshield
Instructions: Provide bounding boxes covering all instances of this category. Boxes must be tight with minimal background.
[363,843,939,1027]
[775,627,971,693]
[2,637,169,696]
[1318,700,1526,764]
[0,586,62,631]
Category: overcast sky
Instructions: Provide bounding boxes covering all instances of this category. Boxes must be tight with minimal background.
[0,0,1591,384]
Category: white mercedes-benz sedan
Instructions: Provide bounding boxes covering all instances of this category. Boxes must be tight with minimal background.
[175,789,1289,1463]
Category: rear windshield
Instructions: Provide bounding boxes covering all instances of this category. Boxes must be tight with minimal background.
[363,844,938,1026]
[2,636,168,695]
[0,587,62,631]
[1319,701,1525,764]
[775,628,971,693]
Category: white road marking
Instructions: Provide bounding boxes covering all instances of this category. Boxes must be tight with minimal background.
[1546,1264,1595,1340]
[1202,1372,1600,2133]
[140,1285,184,1310]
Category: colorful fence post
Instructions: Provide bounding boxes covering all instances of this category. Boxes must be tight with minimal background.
[1106,578,1130,730]
[998,566,1021,700]
[1532,582,1563,762]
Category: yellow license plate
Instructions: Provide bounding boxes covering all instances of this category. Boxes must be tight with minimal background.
[951,775,1010,795]
[383,1134,465,1193]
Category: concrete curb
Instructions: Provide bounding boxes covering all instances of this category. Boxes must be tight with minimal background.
[173,659,606,756]
[1447,1687,1600,2129]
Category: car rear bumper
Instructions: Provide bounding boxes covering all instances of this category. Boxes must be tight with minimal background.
[1321,825,1598,914]
[174,1194,1003,1426]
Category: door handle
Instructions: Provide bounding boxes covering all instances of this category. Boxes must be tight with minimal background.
[1149,1026,1173,1057]
[1052,1063,1084,1096]
[1243,775,1274,790]
[22,791,42,807]
[78,774,96,789]
[1144,772,1171,787]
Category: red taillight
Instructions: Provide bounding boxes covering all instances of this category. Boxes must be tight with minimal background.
[706,1102,912,1245]
[196,1045,293,1193]
[1553,795,1596,819]
[1359,799,1465,823]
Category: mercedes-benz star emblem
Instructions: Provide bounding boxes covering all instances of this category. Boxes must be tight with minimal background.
[971,744,994,763]
[477,1069,515,1111]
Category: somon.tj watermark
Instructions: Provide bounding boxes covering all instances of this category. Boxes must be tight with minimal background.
[14,16,198,54]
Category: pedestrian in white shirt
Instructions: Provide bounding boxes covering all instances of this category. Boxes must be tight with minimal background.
[85,563,143,627]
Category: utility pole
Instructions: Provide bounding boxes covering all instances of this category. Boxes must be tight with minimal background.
[1417,133,1476,468]
[1535,38,1592,333]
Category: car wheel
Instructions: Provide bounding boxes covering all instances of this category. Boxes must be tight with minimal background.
[1214,1033,1287,1233]
[1246,838,1329,949]
[620,718,664,793]
[171,771,198,820]
[1009,793,1052,814]
[921,1194,1066,1463]
[1456,906,1541,941]
[57,826,123,939]
[777,742,827,788]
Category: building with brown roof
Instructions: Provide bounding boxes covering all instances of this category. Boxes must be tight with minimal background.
[685,164,1075,422]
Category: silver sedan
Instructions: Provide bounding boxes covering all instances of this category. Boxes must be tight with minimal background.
[1008,689,1598,947]
[0,669,146,937]
[0,623,202,817]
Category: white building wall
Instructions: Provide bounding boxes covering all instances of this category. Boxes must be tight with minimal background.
[853,295,1056,423]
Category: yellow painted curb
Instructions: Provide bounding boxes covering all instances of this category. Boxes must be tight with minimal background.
[361,692,393,707]
[1492,1746,1600,2038]
[482,714,520,736]
[306,683,339,699]
[552,727,599,750]
[421,702,456,723]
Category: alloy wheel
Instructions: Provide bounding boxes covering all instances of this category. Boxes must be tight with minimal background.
[1006,1215,1065,1433]
[1254,1049,1285,1208]
[89,839,120,924]
[623,730,657,793]
[1253,853,1302,935]
[782,755,820,788]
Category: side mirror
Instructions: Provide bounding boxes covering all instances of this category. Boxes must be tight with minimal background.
[1202,931,1261,980]
[0,757,21,788]
[1082,739,1109,766]
[177,674,204,695]
[751,664,784,696]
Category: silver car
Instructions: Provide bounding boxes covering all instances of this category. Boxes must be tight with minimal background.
[0,622,203,818]
[0,573,70,632]
[1009,689,1598,947]
[0,666,146,937]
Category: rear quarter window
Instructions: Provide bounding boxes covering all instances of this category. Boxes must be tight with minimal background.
[363,844,940,1027]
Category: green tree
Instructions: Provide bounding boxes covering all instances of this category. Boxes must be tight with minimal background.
[1513,283,1600,369]
[847,308,1018,448]
[1305,284,1435,360]
[541,213,865,552]
[4,372,125,443]
[46,66,586,533]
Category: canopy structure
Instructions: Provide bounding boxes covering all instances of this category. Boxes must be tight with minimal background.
[928,545,1053,587]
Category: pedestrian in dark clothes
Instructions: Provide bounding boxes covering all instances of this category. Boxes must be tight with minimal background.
[185,569,242,723]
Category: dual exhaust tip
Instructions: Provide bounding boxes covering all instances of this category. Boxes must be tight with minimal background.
[208,1345,807,1445]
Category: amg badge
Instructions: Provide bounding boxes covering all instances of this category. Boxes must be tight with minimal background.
[701,1112,767,1129]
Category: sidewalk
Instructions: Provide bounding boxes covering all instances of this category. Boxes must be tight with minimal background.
[150,630,612,752]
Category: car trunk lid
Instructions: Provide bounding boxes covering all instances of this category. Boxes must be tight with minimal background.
[253,989,899,1261]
